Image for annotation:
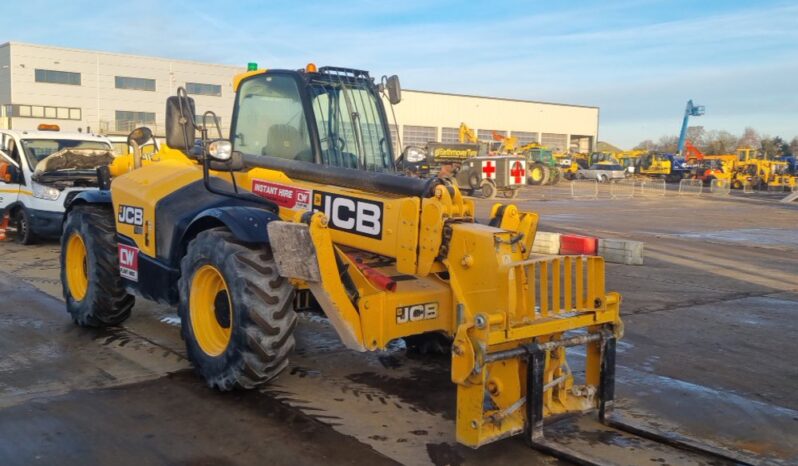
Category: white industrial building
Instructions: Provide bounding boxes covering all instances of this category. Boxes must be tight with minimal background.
[0,42,598,153]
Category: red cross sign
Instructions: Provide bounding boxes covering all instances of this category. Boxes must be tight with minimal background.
[510,161,525,184]
[481,160,496,179]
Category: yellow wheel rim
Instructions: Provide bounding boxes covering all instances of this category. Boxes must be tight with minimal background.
[190,264,233,357]
[531,167,543,181]
[65,233,89,301]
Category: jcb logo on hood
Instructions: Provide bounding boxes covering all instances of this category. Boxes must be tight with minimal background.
[118,205,143,226]
[313,191,383,239]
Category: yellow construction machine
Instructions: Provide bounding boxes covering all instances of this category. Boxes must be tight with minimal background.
[732,148,796,190]
[59,64,624,449]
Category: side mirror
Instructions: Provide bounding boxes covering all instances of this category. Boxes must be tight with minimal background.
[127,127,153,148]
[386,75,401,105]
[165,95,196,150]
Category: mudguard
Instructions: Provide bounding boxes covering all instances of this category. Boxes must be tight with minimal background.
[182,206,278,251]
[65,189,112,211]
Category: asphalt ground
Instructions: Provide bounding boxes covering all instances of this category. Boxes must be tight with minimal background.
[1,184,797,465]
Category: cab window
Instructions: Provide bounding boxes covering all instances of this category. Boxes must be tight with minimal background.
[233,75,312,162]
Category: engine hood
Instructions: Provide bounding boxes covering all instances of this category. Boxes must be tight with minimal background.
[34,149,115,175]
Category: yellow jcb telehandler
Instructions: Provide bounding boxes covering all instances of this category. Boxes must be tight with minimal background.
[60,63,630,452]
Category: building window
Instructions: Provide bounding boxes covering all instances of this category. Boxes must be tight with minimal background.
[9,104,81,121]
[541,133,568,152]
[116,110,156,132]
[477,129,506,141]
[440,127,460,144]
[389,124,399,154]
[512,131,539,146]
[35,69,81,85]
[402,125,436,148]
[115,76,156,91]
[186,82,222,96]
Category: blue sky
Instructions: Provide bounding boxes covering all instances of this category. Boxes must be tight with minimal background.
[6,0,798,148]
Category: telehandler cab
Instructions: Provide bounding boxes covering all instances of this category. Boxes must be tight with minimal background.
[60,64,623,449]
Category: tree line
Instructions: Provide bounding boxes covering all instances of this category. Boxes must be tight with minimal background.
[634,127,798,158]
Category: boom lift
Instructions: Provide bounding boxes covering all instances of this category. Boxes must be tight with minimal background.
[676,99,705,156]
[58,64,627,449]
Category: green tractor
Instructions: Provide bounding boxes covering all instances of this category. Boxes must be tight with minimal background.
[524,146,561,185]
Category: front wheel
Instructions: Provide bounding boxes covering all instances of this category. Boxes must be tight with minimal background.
[480,180,496,199]
[13,208,35,245]
[178,228,297,391]
[61,205,134,326]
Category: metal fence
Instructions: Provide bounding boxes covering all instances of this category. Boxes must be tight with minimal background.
[609,179,635,199]
[637,179,667,197]
[570,179,598,199]
[709,178,730,195]
[678,179,703,195]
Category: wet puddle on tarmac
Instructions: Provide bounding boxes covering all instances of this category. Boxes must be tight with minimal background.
[672,228,798,248]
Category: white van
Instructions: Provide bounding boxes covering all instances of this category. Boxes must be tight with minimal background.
[0,127,114,243]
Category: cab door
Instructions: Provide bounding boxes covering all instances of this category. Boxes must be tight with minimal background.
[0,150,21,211]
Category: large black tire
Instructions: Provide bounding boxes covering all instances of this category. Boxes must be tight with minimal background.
[405,332,452,356]
[480,179,496,199]
[178,228,297,391]
[13,207,35,245]
[549,167,562,185]
[61,205,134,326]
[540,166,551,186]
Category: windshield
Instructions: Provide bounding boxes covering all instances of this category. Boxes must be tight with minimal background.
[233,73,393,172]
[309,78,392,171]
[21,138,111,170]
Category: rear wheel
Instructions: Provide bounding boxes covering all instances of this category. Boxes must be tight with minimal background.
[61,205,134,326]
[528,163,546,185]
[549,167,561,185]
[540,166,551,185]
[178,228,297,390]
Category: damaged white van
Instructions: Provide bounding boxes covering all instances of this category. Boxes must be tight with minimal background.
[0,127,114,244]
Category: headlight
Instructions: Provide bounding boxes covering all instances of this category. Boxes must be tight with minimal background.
[31,181,61,200]
[404,146,427,163]
[208,140,232,161]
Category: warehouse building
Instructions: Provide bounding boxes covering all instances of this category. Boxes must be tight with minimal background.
[0,42,598,154]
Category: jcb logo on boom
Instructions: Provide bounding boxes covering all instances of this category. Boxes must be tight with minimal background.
[396,303,438,324]
[117,205,144,226]
[313,191,383,239]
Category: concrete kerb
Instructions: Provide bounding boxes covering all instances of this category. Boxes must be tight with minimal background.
[678,179,703,195]
[570,179,598,199]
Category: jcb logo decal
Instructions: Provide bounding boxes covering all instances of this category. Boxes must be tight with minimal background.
[396,302,438,324]
[118,205,144,226]
[313,191,383,239]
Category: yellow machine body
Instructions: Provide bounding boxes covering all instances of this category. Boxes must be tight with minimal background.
[101,67,623,448]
